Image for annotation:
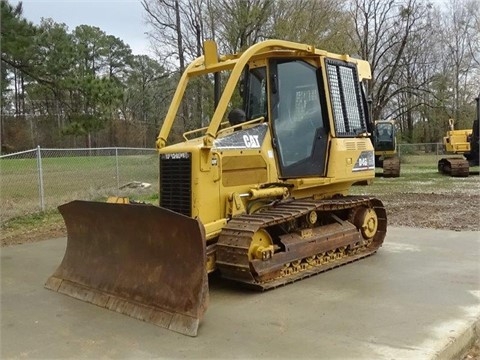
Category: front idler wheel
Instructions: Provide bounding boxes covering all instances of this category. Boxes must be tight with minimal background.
[248,229,274,261]
[353,207,378,240]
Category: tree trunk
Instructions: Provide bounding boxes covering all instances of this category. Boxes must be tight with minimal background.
[13,67,19,115]
[174,0,189,131]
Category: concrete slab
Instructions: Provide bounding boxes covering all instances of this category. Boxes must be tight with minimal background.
[1,227,479,359]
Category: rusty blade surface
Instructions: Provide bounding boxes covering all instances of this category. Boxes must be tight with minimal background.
[45,200,208,336]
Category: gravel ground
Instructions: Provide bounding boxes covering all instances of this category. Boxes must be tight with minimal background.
[466,339,480,360]
[3,191,478,246]
[381,192,479,231]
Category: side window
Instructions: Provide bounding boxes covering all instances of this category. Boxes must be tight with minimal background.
[325,59,367,137]
[245,67,267,120]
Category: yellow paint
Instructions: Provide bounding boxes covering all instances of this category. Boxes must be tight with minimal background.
[443,129,472,154]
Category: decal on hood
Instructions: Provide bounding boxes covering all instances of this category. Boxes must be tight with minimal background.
[213,123,268,150]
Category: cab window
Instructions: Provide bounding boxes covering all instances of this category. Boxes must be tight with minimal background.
[273,61,324,168]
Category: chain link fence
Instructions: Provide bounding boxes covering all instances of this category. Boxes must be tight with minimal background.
[0,146,158,223]
[398,143,443,158]
[0,142,459,224]
[396,143,444,173]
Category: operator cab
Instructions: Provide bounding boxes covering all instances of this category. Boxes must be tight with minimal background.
[374,122,395,152]
[237,56,369,180]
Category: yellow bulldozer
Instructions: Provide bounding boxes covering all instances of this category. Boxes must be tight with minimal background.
[373,119,401,177]
[45,40,387,336]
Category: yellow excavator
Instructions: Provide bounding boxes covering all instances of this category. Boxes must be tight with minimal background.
[437,95,479,177]
[373,119,400,177]
[45,40,387,336]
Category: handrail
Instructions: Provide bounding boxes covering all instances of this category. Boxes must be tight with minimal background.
[216,116,265,138]
[182,117,265,142]
[182,121,230,141]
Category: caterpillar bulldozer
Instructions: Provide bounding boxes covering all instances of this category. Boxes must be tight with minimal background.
[373,120,400,177]
[437,94,480,177]
[45,40,387,337]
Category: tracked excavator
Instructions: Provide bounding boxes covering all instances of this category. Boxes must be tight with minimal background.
[45,40,387,336]
[373,120,401,177]
[438,94,480,177]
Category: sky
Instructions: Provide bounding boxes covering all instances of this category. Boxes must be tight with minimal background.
[11,0,152,56]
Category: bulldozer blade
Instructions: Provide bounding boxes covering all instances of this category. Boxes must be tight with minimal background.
[45,200,208,337]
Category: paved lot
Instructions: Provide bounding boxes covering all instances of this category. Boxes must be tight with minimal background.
[1,227,479,359]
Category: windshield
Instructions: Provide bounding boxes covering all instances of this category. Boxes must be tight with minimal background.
[376,123,393,140]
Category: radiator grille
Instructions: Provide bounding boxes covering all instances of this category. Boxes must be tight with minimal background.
[345,141,367,151]
[357,141,367,150]
[345,141,356,150]
[159,153,191,217]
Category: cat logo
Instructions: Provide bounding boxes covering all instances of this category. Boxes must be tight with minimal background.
[243,134,260,148]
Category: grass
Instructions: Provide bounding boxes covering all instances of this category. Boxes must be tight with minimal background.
[1,209,63,232]
[0,193,160,246]
[0,209,65,246]
[350,157,480,197]
[0,154,159,223]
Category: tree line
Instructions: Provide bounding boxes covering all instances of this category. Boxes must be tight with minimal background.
[1,0,172,151]
[1,0,479,153]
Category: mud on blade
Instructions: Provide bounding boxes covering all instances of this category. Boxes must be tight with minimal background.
[45,200,208,336]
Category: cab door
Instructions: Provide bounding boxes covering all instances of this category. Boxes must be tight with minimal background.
[270,59,329,178]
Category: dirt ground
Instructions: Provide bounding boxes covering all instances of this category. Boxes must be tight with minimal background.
[380,192,479,232]
[466,338,480,360]
[3,191,479,247]
[1,190,479,359]
[1,217,66,247]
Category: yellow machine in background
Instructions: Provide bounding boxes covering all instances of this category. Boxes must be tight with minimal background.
[437,118,476,177]
[46,40,387,336]
[373,119,400,177]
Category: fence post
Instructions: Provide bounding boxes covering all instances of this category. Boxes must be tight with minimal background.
[115,147,120,189]
[36,145,45,211]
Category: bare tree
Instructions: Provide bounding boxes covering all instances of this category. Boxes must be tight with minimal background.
[269,0,353,53]
[142,0,186,72]
[212,0,273,52]
[439,0,480,127]
[350,0,432,127]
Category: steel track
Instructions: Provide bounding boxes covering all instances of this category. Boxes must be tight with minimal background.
[216,196,387,290]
